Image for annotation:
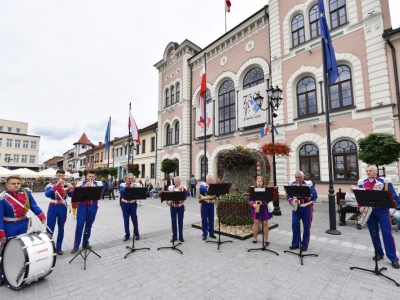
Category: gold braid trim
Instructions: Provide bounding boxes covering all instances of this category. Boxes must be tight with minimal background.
[23,189,30,213]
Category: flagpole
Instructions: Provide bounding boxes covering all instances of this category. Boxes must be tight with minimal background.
[107,117,111,169]
[128,103,131,175]
[203,52,207,178]
[322,38,340,235]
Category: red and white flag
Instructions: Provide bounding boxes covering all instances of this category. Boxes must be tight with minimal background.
[198,57,207,122]
[225,0,231,12]
[128,111,141,145]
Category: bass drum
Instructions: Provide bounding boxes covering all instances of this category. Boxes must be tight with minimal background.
[1,231,56,290]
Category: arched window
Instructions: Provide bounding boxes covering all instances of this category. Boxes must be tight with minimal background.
[176,83,180,102]
[297,77,317,117]
[165,89,170,107]
[166,125,173,145]
[292,14,305,47]
[309,5,319,39]
[175,122,180,144]
[171,86,175,104]
[201,156,208,181]
[329,65,353,110]
[218,80,236,135]
[299,144,320,180]
[243,67,264,90]
[332,140,358,180]
[330,0,347,29]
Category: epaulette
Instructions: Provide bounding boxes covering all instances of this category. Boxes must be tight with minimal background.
[45,183,53,189]
[0,191,7,201]
[24,188,32,193]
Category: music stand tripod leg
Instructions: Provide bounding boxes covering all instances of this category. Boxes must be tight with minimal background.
[157,238,183,254]
[248,217,279,256]
[124,217,150,259]
[206,217,232,250]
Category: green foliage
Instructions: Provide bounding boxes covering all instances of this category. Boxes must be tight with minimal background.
[249,150,271,185]
[109,167,118,177]
[217,145,256,170]
[78,171,83,177]
[161,158,178,175]
[216,191,252,226]
[358,133,400,167]
[83,170,87,176]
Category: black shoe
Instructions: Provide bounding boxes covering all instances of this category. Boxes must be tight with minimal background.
[373,255,384,261]
[71,248,79,254]
[135,235,140,240]
[202,236,206,241]
[0,279,4,286]
[339,221,346,226]
[179,238,184,242]
[209,235,217,239]
[170,238,177,243]
[264,242,270,247]
[57,250,63,255]
[289,245,299,250]
[252,240,257,244]
[301,247,308,252]
[357,224,362,230]
[392,261,400,269]
[123,237,129,242]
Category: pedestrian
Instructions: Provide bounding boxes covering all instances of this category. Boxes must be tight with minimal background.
[189,174,198,197]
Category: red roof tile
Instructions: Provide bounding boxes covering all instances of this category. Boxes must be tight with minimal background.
[74,133,93,146]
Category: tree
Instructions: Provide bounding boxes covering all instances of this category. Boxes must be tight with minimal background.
[161,158,178,178]
[358,133,400,168]
[109,167,118,178]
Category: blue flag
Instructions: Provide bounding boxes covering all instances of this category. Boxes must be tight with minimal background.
[104,119,110,152]
[318,0,339,85]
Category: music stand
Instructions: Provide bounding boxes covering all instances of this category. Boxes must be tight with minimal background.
[283,185,318,265]
[69,186,102,270]
[350,189,399,286]
[247,187,279,256]
[157,191,187,254]
[123,187,150,259]
[205,183,232,250]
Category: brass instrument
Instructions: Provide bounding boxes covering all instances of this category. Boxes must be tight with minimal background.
[255,201,262,213]
[198,194,216,203]
[358,181,384,226]
[292,197,300,211]
[166,185,185,206]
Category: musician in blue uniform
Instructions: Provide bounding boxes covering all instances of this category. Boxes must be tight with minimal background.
[287,171,318,251]
[167,176,186,243]
[199,175,217,241]
[70,170,102,254]
[352,165,399,269]
[45,170,73,255]
[0,175,46,285]
[120,173,140,242]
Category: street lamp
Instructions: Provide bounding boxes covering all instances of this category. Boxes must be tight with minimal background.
[254,85,283,216]
[4,157,13,169]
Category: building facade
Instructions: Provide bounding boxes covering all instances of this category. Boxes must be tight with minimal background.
[0,119,41,170]
[155,0,400,199]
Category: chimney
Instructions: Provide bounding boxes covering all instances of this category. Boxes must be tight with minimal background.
[99,142,103,146]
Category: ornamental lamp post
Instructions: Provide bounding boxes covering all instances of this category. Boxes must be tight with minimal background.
[254,85,283,216]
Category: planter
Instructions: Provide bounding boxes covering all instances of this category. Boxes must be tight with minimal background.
[216,191,252,226]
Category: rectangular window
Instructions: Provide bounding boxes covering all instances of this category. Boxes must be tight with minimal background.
[124,146,127,155]
[7,127,12,132]
[29,155,35,163]
[151,137,155,151]
[21,155,27,163]
[31,141,37,149]
[23,140,29,149]
[6,139,12,147]
[0,126,3,131]
[5,154,11,163]
[150,163,155,178]
[13,154,19,163]
[0,138,2,147]
[15,140,21,148]
[141,164,145,178]
[142,140,146,153]
[16,128,21,133]
[136,146,139,155]
[100,152,103,161]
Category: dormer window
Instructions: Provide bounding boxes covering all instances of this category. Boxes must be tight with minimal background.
[82,145,87,149]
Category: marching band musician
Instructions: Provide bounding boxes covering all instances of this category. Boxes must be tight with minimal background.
[70,170,102,254]
[167,176,187,243]
[248,176,271,245]
[45,169,73,255]
[199,174,217,241]
[287,171,318,252]
[0,175,46,285]
[351,165,399,269]
[120,173,140,242]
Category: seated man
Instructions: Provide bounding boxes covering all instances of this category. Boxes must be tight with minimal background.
[150,183,160,198]
[339,191,361,230]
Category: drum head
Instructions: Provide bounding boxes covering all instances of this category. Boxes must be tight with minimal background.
[1,238,27,289]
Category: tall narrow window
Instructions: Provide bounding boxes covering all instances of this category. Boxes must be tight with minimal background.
[243,67,264,89]
[292,14,305,47]
[175,122,180,144]
[31,141,37,149]
[23,140,28,148]
[218,80,236,135]
[141,164,145,178]
[165,89,170,107]
[297,77,317,117]
[329,65,353,110]
[332,140,358,180]
[151,137,155,151]
[6,139,12,147]
[201,156,208,181]
[171,86,175,104]
[299,144,320,180]
[176,83,180,102]
[330,0,347,29]
[142,140,146,153]
[309,5,320,39]
[15,140,21,148]
[150,163,155,178]
[166,125,173,145]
